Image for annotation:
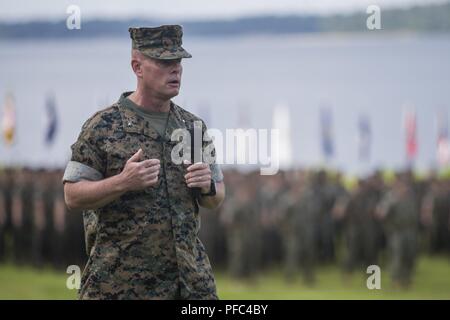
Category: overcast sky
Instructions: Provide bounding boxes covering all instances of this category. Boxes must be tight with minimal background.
[0,0,448,22]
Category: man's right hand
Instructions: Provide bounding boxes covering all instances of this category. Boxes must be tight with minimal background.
[119,148,160,192]
[64,148,161,211]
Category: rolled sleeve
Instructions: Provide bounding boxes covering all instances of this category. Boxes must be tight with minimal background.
[62,161,104,184]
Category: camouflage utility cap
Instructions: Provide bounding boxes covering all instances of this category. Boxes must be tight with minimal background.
[129,25,192,60]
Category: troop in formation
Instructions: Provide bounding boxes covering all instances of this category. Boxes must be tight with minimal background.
[0,168,85,269]
[1,167,449,289]
[201,169,450,288]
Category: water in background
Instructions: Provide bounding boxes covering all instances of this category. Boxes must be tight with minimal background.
[1,33,450,175]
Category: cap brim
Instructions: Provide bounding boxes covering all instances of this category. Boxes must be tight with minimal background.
[140,46,192,60]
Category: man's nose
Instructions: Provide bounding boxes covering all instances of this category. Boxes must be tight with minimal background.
[172,62,182,72]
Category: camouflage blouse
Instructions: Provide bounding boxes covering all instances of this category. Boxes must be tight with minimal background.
[63,93,222,299]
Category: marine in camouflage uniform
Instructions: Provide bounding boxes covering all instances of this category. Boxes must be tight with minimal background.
[376,176,419,288]
[222,172,261,278]
[31,170,47,267]
[52,170,68,268]
[0,170,7,262]
[340,179,379,273]
[318,171,339,264]
[63,25,224,300]
[0,168,14,262]
[279,171,318,285]
[258,173,284,269]
[11,168,34,265]
[421,178,450,254]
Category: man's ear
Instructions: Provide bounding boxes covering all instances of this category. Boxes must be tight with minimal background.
[131,59,142,78]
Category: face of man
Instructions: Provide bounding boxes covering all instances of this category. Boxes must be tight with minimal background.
[132,51,183,100]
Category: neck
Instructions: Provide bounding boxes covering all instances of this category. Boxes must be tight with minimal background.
[128,88,171,113]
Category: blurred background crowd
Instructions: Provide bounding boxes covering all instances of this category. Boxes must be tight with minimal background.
[202,168,450,289]
[1,166,449,290]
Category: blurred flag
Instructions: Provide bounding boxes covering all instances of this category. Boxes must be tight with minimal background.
[44,94,58,146]
[404,108,418,162]
[272,103,293,169]
[1,92,16,146]
[436,110,450,167]
[358,114,371,162]
[320,108,334,161]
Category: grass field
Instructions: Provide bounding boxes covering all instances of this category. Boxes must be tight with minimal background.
[1,255,449,299]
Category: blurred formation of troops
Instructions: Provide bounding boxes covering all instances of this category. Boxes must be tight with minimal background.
[202,168,450,289]
[1,167,450,289]
[0,168,86,269]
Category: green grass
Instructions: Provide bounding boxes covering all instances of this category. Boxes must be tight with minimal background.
[1,255,450,299]
[0,264,77,300]
[216,255,450,299]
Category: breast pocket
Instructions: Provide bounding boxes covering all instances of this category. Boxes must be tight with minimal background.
[105,134,146,177]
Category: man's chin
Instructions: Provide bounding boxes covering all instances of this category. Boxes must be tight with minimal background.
[165,88,180,99]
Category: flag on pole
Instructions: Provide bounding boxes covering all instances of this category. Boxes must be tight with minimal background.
[44,94,58,146]
[358,113,371,162]
[1,92,16,146]
[404,108,418,162]
[320,108,334,161]
[436,110,450,167]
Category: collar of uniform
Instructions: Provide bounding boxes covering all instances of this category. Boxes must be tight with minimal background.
[163,101,191,144]
[167,101,190,133]
[117,91,159,139]
[117,91,188,141]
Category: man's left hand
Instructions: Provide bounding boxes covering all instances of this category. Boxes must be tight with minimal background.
[184,161,212,193]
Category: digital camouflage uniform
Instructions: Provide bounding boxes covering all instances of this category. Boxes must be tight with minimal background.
[315,174,337,264]
[279,181,318,285]
[223,180,261,278]
[64,96,222,300]
[428,182,450,253]
[62,25,223,300]
[0,171,6,261]
[0,169,14,262]
[11,169,34,265]
[343,183,379,272]
[378,183,419,287]
[31,175,46,267]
